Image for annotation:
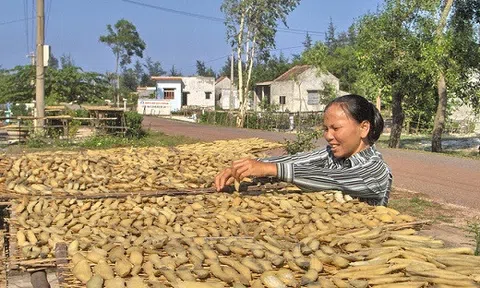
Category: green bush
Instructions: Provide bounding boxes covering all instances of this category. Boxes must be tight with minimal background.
[284,130,320,155]
[125,111,145,138]
[11,103,32,117]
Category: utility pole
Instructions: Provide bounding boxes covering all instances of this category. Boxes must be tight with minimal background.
[35,0,45,133]
[230,52,234,110]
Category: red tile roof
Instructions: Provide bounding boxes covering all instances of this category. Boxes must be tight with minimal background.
[274,65,312,81]
[215,76,228,84]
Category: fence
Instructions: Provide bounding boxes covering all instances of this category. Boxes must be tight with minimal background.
[199,110,324,132]
[0,115,126,145]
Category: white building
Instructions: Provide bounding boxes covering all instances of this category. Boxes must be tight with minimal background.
[151,76,215,112]
[254,65,340,112]
[215,76,240,109]
[182,77,215,109]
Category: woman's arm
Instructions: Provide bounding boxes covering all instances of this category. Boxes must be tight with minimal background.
[259,147,330,165]
[276,159,392,200]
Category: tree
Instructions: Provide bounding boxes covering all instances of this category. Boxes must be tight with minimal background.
[134,60,144,83]
[46,65,111,104]
[301,42,328,71]
[356,0,436,148]
[251,53,292,88]
[0,64,111,105]
[430,0,454,152]
[121,68,139,92]
[49,54,59,70]
[169,65,182,76]
[325,17,336,53]
[221,0,300,127]
[143,57,166,86]
[99,19,146,106]
[196,60,216,77]
[302,32,312,50]
[0,65,35,103]
[60,54,75,69]
[218,56,239,79]
[447,0,480,114]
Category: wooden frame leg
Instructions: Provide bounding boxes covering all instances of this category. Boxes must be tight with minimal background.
[30,270,51,288]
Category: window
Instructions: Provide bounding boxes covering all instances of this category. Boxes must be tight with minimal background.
[164,88,175,99]
[279,96,286,105]
[205,92,212,99]
[307,90,320,105]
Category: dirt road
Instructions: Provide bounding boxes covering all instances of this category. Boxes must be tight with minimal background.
[143,116,480,211]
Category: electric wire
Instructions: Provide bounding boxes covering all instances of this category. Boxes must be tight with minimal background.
[120,0,326,36]
[31,0,35,52]
[24,0,30,54]
[46,0,53,38]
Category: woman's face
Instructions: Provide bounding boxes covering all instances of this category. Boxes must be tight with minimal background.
[323,103,370,159]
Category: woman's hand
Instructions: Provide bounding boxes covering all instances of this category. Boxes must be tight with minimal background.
[231,159,277,180]
[214,159,277,192]
[214,167,235,192]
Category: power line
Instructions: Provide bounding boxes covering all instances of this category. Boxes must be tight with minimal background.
[120,0,325,36]
[31,0,35,52]
[46,0,53,37]
[0,17,35,26]
[24,0,30,54]
[121,0,224,22]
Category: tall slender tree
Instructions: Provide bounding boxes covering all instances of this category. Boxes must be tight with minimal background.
[302,32,313,50]
[99,19,146,106]
[169,65,182,76]
[356,0,436,148]
[196,60,216,77]
[325,17,337,54]
[221,0,300,127]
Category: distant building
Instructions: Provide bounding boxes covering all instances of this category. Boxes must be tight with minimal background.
[215,76,239,109]
[136,86,156,98]
[150,76,215,112]
[254,65,340,112]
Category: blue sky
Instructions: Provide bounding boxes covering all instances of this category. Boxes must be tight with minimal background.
[1,0,382,76]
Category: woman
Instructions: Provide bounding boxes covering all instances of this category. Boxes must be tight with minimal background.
[215,94,392,206]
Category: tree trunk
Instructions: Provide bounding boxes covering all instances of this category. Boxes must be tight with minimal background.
[30,270,51,288]
[376,88,382,111]
[388,90,405,148]
[236,11,246,128]
[432,72,447,152]
[431,0,453,152]
[237,36,256,128]
[115,53,120,107]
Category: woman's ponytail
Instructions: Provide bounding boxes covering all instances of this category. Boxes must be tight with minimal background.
[368,102,384,145]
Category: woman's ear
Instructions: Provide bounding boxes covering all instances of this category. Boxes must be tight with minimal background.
[360,120,370,139]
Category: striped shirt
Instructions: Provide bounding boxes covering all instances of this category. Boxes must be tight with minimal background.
[259,145,392,206]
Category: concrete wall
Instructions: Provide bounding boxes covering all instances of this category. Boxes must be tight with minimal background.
[182,76,215,108]
[218,89,240,109]
[270,68,339,112]
[215,77,231,100]
[155,80,182,112]
[215,77,241,109]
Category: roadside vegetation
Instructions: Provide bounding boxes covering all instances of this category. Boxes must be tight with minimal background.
[466,219,480,255]
[1,131,198,154]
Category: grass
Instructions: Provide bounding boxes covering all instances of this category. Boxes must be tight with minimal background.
[389,196,455,224]
[0,131,199,153]
[466,219,480,256]
[377,134,480,160]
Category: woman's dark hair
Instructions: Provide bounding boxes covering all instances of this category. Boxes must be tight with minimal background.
[325,94,384,145]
